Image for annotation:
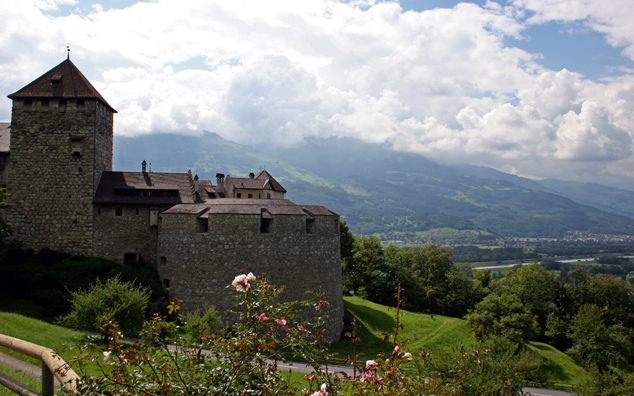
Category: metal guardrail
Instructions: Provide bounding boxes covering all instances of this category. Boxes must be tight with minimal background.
[0,334,79,395]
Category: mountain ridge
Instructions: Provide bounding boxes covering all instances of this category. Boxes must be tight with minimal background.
[113,132,634,237]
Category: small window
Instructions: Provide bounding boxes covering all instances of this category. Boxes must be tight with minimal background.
[196,217,208,233]
[237,193,242,198]
[306,219,316,234]
[334,219,339,234]
[115,207,123,217]
[23,99,32,112]
[261,215,273,234]
[59,99,67,113]
[41,100,49,112]
[258,194,261,198]
[97,207,101,215]
[160,257,167,267]
[77,99,85,113]
[248,193,253,198]
[267,193,271,199]
[163,279,170,289]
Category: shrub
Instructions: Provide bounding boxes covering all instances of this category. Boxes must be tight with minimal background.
[183,303,222,345]
[58,275,150,337]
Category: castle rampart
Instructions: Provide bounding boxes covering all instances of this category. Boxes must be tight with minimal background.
[157,201,344,341]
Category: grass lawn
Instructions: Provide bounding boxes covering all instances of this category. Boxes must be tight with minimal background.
[330,296,475,360]
[0,311,88,367]
[0,366,42,396]
[528,342,585,385]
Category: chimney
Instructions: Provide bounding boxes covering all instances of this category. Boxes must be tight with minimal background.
[142,160,147,173]
[216,173,225,191]
[249,172,255,179]
[194,174,199,193]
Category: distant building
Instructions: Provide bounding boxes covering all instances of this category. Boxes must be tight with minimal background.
[3,57,343,340]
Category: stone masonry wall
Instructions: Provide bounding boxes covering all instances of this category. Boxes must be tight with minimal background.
[92,204,165,265]
[6,99,108,254]
[157,213,344,341]
[93,102,113,195]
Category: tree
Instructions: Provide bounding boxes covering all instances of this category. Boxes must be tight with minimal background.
[59,275,150,337]
[494,262,557,331]
[566,304,634,370]
[343,236,384,297]
[466,293,540,343]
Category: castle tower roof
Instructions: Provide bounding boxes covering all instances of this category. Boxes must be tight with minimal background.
[8,58,117,112]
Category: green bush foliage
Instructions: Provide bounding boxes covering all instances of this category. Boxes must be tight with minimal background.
[182,303,222,345]
[58,275,150,337]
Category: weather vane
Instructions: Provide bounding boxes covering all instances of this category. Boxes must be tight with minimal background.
[67,44,70,59]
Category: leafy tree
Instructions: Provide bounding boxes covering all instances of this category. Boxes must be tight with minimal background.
[466,293,539,343]
[574,366,634,396]
[343,236,384,297]
[494,262,557,331]
[567,271,634,328]
[566,304,634,370]
[59,275,150,337]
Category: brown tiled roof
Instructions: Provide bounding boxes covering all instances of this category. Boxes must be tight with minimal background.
[0,123,9,153]
[164,199,336,218]
[8,58,117,112]
[255,170,287,193]
[230,178,269,190]
[301,205,339,217]
[161,204,208,215]
[94,171,195,204]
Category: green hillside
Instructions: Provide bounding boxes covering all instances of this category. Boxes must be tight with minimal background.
[113,132,634,237]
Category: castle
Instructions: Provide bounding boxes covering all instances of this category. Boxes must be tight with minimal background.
[1,58,343,340]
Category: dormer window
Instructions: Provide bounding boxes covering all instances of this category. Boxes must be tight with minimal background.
[51,73,63,84]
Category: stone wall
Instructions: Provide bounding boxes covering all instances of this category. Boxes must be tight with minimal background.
[157,212,344,341]
[6,98,111,254]
[92,204,167,265]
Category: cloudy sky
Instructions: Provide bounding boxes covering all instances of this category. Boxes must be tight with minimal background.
[1,0,634,190]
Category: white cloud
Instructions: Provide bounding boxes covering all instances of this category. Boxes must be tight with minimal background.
[513,0,634,60]
[0,0,633,188]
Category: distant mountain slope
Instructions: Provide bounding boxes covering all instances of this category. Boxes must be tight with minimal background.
[535,179,634,220]
[113,132,634,237]
[451,163,634,221]
[452,163,549,192]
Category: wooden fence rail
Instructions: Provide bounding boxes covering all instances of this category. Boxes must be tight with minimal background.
[0,334,78,395]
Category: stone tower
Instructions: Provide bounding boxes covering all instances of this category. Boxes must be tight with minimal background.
[6,57,116,254]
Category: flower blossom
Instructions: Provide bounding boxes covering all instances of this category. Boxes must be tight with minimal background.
[360,371,372,382]
[232,272,256,292]
[277,318,287,326]
[310,383,328,396]
[403,352,412,360]
[103,351,111,361]
[393,345,400,353]
[365,360,379,369]
[257,313,268,321]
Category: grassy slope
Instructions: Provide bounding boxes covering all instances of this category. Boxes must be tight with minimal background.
[330,296,475,359]
[330,297,586,385]
[0,311,87,366]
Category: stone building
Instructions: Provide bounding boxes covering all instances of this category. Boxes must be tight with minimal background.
[4,58,344,340]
